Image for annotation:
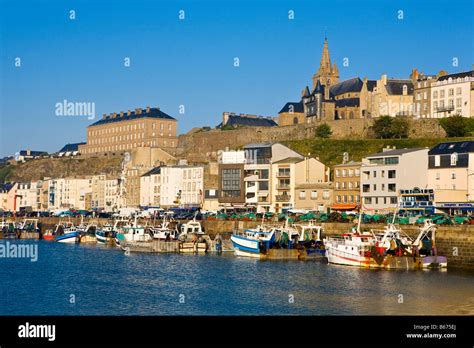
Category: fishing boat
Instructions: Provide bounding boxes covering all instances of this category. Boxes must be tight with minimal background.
[0,220,18,239]
[54,221,80,244]
[230,226,275,258]
[95,223,116,244]
[178,217,208,253]
[408,219,447,268]
[149,215,178,240]
[292,221,326,259]
[16,219,41,239]
[115,216,151,247]
[324,214,376,266]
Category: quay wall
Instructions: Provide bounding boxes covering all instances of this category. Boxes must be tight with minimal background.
[5,217,474,269]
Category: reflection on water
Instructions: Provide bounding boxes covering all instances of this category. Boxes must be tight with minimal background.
[0,241,473,315]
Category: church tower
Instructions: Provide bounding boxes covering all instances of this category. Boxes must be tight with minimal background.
[311,37,339,97]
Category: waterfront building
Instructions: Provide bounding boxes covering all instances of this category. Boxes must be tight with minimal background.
[218,112,277,128]
[218,150,246,209]
[78,106,178,156]
[159,165,204,208]
[270,156,328,213]
[399,188,435,215]
[332,161,361,211]
[0,183,15,211]
[203,188,219,211]
[140,167,161,208]
[294,182,333,212]
[52,178,92,210]
[14,182,38,212]
[243,143,303,213]
[91,174,120,211]
[369,75,414,117]
[427,140,474,214]
[360,147,429,212]
[431,70,474,118]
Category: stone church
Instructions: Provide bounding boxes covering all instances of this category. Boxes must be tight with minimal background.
[278,38,377,126]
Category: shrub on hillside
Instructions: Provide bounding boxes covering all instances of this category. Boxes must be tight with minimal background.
[439,115,468,137]
[372,116,409,139]
[315,123,332,138]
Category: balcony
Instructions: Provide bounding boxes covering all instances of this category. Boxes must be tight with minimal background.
[276,184,291,190]
[276,195,291,202]
[277,171,290,178]
[435,106,455,113]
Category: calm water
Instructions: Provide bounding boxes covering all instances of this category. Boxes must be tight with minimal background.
[1,240,473,315]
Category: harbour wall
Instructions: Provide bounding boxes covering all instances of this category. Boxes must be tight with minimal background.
[4,217,474,269]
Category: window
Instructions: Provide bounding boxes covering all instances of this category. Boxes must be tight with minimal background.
[390,197,398,204]
[381,184,385,191]
[335,170,340,177]
[451,172,456,179]
[385,157,399,165]
[342,169,347,177]
[355,169,360,176]
[335,182,340,189]
[373,184,377,191]
[343,195,348,203]
[433,91,438,98]
[323,191,330,199]
[450,153,458,166]
[348,169,354,177]
[373,171,376,178]
[456,98,462,107]
[456,87,462,95]
[440,90,445,98]
[364,197,372,204]
[311,191,318,199]
[388,184,396,192]
[448,88,454,96]
[436,172,440,180]
[381,170,385,178]
[299,191,306,200]
[337,195,341,203]
[434,155,440,167]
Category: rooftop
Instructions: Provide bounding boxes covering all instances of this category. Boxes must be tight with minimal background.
[89,107,175,127]
[437,70,473,82]
[221,113,277,128]
[333,161,362,168]
[58,142,86,153]
[429,141,474,155]
[366,147,426,158]
[142,167,161,177]
[278,102,304,114]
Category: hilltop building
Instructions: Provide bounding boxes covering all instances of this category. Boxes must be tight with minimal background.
[79,106,178,156]
[217,112,277,128]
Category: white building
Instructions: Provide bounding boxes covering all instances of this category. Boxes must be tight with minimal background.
[140,167,161,207]
[427,140,474,214]
[243,143,304,213]
[360,147,429,211]
[431,70,474,118]
[52,177,92,210]
[160,166,204,208]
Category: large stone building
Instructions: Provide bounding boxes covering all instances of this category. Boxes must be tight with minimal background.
[369,75,414,117]
[431,70,474,118]
[218,112,277,128]
[79,106,178,156]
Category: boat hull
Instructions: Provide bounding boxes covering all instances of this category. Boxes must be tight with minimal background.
[55,232,79,243]
[326,246,372,267]
[230,234,260,258]
[179,242,207,253]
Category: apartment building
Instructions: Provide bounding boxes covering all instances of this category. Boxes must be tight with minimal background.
[271,156,328,213]
[160,165,204,208]
[218,151,246,208]
[51,178,93,210]
[294,182,333,212]
[427,140,474,214]
[360,147,429,211]
[332,161,361,211]
[243,143,303,213]
[431,71,474,118]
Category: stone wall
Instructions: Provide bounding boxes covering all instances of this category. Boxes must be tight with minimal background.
[176,118,446,162]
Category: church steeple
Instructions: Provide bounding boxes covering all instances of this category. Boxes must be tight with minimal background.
[312,37,339,91]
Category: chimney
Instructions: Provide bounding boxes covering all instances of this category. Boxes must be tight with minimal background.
[146,106,150,113]
[381,74,387,85]
[135,108,142,114]
[27,149,31,156]
[102,113,107,120]
[110,112,116,119]
[120,111,124,117]
[127,110,132,116]
[222,112,230,125]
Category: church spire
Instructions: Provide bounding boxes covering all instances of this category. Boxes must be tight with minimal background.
[311,37,339,90]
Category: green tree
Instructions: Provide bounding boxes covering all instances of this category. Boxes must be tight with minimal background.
[372,116,394,138]
[390,117,409,138]
[439,115,468,137]
[315,123,332,138]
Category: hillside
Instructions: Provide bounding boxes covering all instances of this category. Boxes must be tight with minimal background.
[282,137,473,168]
[0,156,122,183]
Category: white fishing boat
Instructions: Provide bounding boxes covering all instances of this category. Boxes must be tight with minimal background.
[54,221,80,244]
[116,216,151,247]
[230,227,275,258]
[178,216,208,253]
[150,215,178,240]
[95,223,116,244]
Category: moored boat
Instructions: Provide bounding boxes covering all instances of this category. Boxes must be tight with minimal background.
[178,217,208,253]
[54,221,80,244]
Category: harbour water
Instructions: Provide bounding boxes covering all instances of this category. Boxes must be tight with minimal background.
[1,240,474,316]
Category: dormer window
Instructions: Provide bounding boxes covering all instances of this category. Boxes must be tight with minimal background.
[450,152,458,166]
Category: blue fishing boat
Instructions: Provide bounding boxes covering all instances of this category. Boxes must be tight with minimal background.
[230,226,276,258]
[54,221,80,244]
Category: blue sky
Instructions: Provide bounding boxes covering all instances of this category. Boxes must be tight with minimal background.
[0,0,472,157]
